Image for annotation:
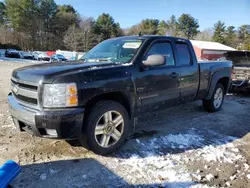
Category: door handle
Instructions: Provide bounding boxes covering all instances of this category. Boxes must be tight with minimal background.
[170,72,178,78]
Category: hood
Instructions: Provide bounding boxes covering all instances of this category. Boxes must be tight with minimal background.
[12,61,120,83]
[9,51,19,54]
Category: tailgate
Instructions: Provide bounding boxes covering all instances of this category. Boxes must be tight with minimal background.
[232,67,250,81]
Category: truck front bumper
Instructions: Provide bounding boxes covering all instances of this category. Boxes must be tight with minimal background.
[8,93,84,140]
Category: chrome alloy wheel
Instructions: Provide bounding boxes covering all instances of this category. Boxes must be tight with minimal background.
[94,111,124,148]
[213,87,223,108]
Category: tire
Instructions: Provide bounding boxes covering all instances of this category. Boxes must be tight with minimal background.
[79,101,130,155]
[203,83,225,112]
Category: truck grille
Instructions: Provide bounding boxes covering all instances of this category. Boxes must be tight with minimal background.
[11,79,39,108]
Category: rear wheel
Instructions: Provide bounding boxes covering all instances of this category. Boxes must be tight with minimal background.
[79,101,130,155]
[203,83,225,112]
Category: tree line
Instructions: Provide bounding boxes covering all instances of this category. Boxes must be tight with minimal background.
[0,0,249,51]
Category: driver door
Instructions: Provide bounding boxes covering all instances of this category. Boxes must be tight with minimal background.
[135,40,181,114]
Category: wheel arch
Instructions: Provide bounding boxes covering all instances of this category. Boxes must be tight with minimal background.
[205,69,231,100]
[84,91,135,120]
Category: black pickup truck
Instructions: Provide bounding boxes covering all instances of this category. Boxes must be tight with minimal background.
[8,36,232,155]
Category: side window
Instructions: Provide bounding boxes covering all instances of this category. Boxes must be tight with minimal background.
[145,42,175,66]
[175,42,191,66]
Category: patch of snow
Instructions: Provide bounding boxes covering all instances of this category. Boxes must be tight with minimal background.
[0,148,6,152]
[90,66,98,70]
[231,148,239,153]
[230,175,236,180]
[49,169,59,174]
[193,173,202,181]
[2,124,15,129]
[247,174,250,179]
[179,145,184,149]
[244,163,249,170]
[115,129,244,187]
[40,173,47,180]
[121,154,190,184]
[199,144,242,163]
[162,133,204,148]
[206,174,214,181]
[136,139,140,144]
[226,182,231,187]
[0,57,49,64]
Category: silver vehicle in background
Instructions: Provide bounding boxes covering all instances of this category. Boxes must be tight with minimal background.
[33,51,50,61]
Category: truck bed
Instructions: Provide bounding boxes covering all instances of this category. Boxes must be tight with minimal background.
[197,61,232,99]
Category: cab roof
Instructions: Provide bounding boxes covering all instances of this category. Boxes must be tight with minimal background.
[111,35,190,42]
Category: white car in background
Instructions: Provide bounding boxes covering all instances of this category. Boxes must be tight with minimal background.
[33,51,50,61]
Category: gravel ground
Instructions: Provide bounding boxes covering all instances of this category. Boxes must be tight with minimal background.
[1,61,250,188]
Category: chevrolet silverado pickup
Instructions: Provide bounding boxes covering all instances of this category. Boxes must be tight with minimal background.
[8,36,232,155]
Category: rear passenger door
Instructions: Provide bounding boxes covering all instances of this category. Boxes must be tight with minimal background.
[135,39,181,114]
[175,40,199,103]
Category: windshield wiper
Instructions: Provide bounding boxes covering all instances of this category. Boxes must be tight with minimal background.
[84,58,114,63]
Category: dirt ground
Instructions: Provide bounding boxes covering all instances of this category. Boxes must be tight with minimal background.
[1,61,250,188]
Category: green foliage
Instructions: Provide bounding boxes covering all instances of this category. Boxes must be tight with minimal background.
[125,24,140,35]
[39,0,57,21]
[93,13,121,41]
[177,14,199,39]
[238,25,250,41]
[238,25,250,50]
[225,26,237,48]
[157,20,168,35]
[126,19,163,36]
[3,0,79,50]
[57,4,76,14]
[139,19,159,35]
[5,0,38,32]
[166,15,179,37]
[1,1,250,51]
[212,21,226,44]
[0,42,21,50]
[0,2,6,24]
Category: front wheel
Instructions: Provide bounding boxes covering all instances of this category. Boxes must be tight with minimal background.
[79,101,130,155]
[203,83,225,112]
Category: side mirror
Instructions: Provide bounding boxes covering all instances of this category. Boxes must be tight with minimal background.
[143,54,165,67]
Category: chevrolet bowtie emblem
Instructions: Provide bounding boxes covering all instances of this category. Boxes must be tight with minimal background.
[13,85,19,95]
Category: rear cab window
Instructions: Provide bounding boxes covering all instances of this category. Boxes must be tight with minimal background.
[175,42,192,66]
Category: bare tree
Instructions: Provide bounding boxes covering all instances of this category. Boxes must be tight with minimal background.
[63,24,81,51]
[195,28,213,41]
[79,17,98,51]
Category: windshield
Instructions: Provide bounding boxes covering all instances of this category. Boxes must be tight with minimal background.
[82,38,143,63]
[57,54,65,58]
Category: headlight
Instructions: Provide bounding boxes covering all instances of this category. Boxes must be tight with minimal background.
[43,83,78,107]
